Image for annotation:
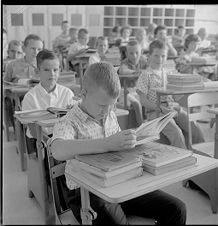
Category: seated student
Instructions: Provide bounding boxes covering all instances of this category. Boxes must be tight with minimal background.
[197,27,211,50]
[134,28,149,53]
[175,34,217,81]
[172,25,186,48]
[49,62,186,225]
[68,27,78,45]
[67,28,90,74]
[117,25,132,47]
[118,40,147,127]
[4,34,44,83]
[108,25,121,45]
[154,25,178,57]
[3,40,23,72]
[53,20,71,54]
[89,36,109,65]
[147,23,157,43]
[22,49,76,144]
[136,40,205,149]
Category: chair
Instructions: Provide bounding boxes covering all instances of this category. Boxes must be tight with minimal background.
[47,145,157,225]
[181,92,218,213]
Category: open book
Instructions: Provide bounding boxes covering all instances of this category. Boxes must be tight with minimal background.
[14,107,68,123]
[135,111,177,146]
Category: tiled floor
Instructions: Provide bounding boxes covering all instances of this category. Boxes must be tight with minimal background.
[2,122,218,225]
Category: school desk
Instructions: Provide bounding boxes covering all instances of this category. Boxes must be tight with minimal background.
[63,150,218,224]
[153,86,218,117]
[13,107,129,224]
[208,107,218,159]
[187,59,217,74]
[118,73,140,109]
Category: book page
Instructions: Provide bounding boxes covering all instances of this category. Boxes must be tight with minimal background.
[135,112,176,145]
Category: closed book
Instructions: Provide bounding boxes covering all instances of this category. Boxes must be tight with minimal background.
[167,74,202,82]
[133,142,193,167]
[166,83,204,91]
[67,166,143,187]
[143,156,197,175]
[69,158,142,178]
[75,151,141,172]
[46,107,68,117]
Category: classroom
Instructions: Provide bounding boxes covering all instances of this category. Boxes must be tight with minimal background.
[2,4,218,225]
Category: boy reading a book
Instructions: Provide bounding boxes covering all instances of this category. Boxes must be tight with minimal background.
[118,40,147,127]
[4,34,44,83]
[136,40,205,149]
[22,49,76,147]
[49,62,186,225]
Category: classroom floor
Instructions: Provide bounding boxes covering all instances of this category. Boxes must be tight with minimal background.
[2,122,218,225]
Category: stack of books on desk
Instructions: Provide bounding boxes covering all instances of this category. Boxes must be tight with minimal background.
[133,142,197,175]
[166,73,204,90]
[66,151,143,187]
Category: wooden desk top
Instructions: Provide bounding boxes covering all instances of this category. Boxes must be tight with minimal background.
[208,107,218,115]
[66,153,218,203]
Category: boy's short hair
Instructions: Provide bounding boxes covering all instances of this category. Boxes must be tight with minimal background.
[8,40,23,50]
[112,25,121,33]
[78,28,89,37]
[127,40,140,48]
[120,25,132,35]
[96,36,108,46]
[36,49,58,68]
[23,34,43,47]
[149,40,168,55]
[154,25,167,36]
[69,27,78,33]
[83,62,121,99]
[62,20,68,26]
[184,34,201,49]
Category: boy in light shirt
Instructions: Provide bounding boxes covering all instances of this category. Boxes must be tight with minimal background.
[22,49,76,146]
[4,34,43,83]
[49,62,186,225]
[89,36,109,65]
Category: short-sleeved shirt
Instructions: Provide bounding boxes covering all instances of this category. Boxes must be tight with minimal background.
[119,56,147,88]
[48,103,121,190]
[136,67,172,107]
[22,83,75,137]
[4,57,38,82]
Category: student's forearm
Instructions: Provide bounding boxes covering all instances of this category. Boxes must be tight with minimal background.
[119,67,135,75]
[51,138,110,161]
[139,94,157,110]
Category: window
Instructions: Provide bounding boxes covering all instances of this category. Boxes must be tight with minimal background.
[52,14,63,26]
[89,14,100,26]
[32,13,44,26]
[11,13,23,26]
[71,14,82,26]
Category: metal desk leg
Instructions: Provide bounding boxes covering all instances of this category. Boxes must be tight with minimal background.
[80,187,97,225]
[215,115,218,159]
[79,62,83,90]
[123,79,128,110]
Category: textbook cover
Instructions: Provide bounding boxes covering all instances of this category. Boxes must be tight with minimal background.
[135,111,177,146]
[75,151,141,172]
[133,142,193,168]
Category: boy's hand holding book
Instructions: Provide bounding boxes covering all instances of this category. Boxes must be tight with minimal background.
[106,129,137,151]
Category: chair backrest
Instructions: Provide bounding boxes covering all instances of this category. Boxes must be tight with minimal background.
[46,145,80,224]
[186,92,218,145]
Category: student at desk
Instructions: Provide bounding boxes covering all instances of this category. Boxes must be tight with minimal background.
[49,62,186,225]
[118,40,147,127]
[22,49,76,150]
[175,34,217,81]
[136,40,205,149]
[67,28,90,74]
[4,34,43,83]
[88,36,109,65]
